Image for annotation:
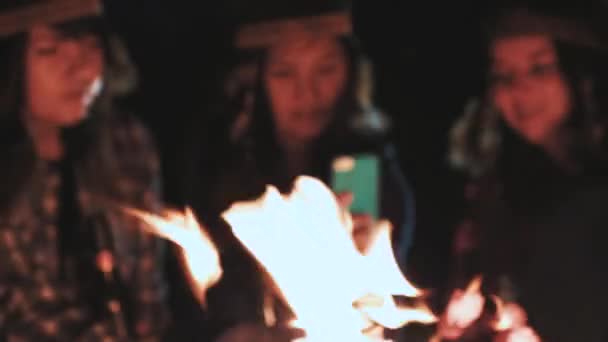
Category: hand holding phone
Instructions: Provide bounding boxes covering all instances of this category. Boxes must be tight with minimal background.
[332,154,381,252]
[331,154,380,219]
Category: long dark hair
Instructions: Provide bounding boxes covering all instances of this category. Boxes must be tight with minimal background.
[240,36,389,185]
[497,40,608,173]
[449,11,608,177]
[0,16,136,121]
[0,16,138,212]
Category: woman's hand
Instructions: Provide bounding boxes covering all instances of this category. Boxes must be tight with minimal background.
[215,323,305,342]
[336,192,376,252]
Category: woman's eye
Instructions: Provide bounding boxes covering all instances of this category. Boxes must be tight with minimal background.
[491,72,514,87]
[82,36,102,50]
[269,68,293,79]
[35,44,58,55]
[317,63,338,75]
[530,63,557,77]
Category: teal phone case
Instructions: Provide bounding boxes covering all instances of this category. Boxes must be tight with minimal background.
[331,154,380,219]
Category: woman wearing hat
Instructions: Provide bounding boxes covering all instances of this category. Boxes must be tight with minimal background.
[442,6,608,341]
[0,0,169,339]
[191,1,415,341]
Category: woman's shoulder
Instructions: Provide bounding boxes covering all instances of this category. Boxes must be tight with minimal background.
[81,113,161,203]
[105,113,159,157]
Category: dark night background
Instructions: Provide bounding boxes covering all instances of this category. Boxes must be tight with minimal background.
[100,0,608,290]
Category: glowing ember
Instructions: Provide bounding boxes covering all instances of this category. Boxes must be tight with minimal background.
[492,296,527,331]
[434,277,541,342]
[494,326,541,342]
[124,207,222,304]
[446,275,484,329]
[492,297,540,342]
[434,275,485,340]
[222,176,435,341]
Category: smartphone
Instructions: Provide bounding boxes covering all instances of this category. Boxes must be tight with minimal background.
[331,153,380,219]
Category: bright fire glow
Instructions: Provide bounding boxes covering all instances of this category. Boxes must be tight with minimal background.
[222,176,435,341]
[496,327,542,342]
[445,275,484,329]
[492,297,541,342]
[493,296,509,331]
[433,275,485,341]
[124,207,222,304]
[362,221,420,297]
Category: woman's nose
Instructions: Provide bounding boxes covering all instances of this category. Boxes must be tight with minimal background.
[64,40,102,84]
[294,78,321,109]
[511,74,535,94]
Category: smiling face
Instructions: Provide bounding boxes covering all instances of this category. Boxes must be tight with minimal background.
[489,35,572,146]
[25,24,104,127]
[263,36,348,145]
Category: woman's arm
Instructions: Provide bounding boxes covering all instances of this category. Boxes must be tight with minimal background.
[380,144,416,267]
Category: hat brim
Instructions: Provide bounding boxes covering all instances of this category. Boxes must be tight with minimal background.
[488,9,606,52]
[0,0,102,38]
[236,11,352,49]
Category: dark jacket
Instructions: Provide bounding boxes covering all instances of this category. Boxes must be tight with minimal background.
[0,114,169,341]
[455,136,608,342]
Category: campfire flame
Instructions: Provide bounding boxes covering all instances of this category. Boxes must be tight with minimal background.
[124,207,222,304]
[493,296,519,331]
[432,275,485,341]
[434,276,541,342]
[362,221,421,297]
[446,275,485,329]
[222,176,435,341]
[492,296,541,342]
[357,221,435,329]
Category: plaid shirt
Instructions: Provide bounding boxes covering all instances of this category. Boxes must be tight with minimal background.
[0,116,169,341]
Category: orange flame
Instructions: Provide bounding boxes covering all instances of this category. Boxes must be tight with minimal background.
[446,275,484,328]
[358,294,436,330]
[467,275,483,294]
[492,297,541,342]
[493,296,515,331]
[434,275,485,340]
[495,326,541,342]
[124,207,222,304]
[222,176,435,341]
[362,221,421,297]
